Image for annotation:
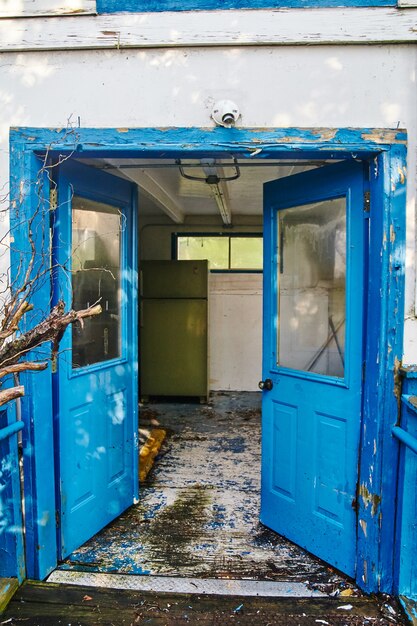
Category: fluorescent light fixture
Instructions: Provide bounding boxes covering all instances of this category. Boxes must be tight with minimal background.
[210,183,232,226]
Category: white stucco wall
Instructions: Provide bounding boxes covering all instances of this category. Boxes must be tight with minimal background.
[0,43,416,361]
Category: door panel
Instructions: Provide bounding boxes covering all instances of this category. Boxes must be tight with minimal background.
[53,161,137,559]
[261,161,365,577]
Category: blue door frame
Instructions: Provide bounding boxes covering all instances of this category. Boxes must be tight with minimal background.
[9,126,406,592]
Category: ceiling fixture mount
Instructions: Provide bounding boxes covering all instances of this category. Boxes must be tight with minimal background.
[177,158,240,184]
[211,100,241,127]
[177,159,236,227]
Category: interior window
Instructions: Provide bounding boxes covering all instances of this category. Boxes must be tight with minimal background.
[230,237,263,270]
[176,235,263,271]
[176,236,229,269]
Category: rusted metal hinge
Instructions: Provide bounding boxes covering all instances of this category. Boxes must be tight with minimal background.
[55,510,60,528]
[364,190,370,213]
[51,355,58,374]
[50,188,58,211]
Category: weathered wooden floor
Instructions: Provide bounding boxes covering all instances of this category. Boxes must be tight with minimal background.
[2,393,409,624]
[2,580,408,625]
[55,393,351,589]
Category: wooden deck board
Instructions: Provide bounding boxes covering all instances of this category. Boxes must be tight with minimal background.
[3,581,408,625]
[0,577,19,613]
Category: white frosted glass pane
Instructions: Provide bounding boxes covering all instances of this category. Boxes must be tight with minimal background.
[278,197,346,378]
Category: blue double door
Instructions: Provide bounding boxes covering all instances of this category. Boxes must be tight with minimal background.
[261,162,366,577]
[53,161,138,558]
[53,157,365,578]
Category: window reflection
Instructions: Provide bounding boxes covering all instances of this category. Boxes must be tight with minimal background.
[71,197,121,369]
[278,197,346,377]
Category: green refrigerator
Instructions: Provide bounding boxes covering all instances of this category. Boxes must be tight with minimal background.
[140,260,208,401]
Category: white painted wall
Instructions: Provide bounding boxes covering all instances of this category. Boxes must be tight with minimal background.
[0,43,416,362]
[1,9,416,50]
[209,273,262,391]
[0,0,95,18]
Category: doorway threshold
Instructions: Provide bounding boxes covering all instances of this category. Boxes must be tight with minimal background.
[46,571,323,597]
[5,579,408,626]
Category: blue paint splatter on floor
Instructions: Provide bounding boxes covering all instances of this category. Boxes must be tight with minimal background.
[60,392,353,590]
[209,436,247,453]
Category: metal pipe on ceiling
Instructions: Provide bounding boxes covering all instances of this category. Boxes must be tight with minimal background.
[96,161,329,170]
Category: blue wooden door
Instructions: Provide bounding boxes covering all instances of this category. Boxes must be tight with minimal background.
[261,161,365,577]
[54,161,138,559]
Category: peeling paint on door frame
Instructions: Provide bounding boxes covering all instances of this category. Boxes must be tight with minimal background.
[8,126,406,592]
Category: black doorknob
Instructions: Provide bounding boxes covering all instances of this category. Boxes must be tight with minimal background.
[259,378,273,391]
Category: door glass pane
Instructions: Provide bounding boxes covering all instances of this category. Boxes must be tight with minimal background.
[71,196,122,369]
[278,197,346,377]
[230,237,263,270]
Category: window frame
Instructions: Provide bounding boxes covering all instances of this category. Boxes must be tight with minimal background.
[172,232,263,273]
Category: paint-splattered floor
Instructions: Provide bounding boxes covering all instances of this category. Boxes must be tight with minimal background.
[56,393,353,591]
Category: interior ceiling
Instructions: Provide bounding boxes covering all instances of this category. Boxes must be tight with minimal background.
[78,158,335,222]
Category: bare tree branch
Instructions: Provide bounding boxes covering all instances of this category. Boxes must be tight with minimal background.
[0,385,24,407]
[0,362,48,379]
[0,301,102,369]
[0,124,107,411]
[0,299,34,343]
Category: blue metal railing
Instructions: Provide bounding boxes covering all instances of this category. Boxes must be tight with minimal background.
[0,421,24,442]
[392,395,417,454]
[0,407,25,581]
[392,426,417,455]
[395,389,417,600]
